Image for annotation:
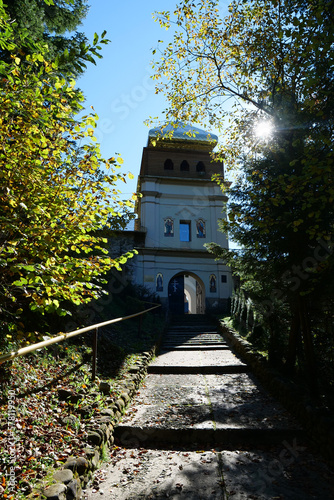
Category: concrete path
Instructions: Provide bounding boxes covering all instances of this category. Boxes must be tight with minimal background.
[86,315,334,499]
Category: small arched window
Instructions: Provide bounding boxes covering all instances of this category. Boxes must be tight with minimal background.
[180,160,189,171]
[196,161,205,173]
[164,158,174,170]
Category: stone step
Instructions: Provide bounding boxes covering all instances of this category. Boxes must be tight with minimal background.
[86,443,334,500]
[161,344,227,348]
[163,332,224,338]
[163,334,223,339]
[165,330,220,334]
[114,425,306,449]
[162,339,224,344]
[162,338,226,342]
[167,327,218,332]
[166,331,218,336]
[147,364,250,374]
[117,373,302,443]
[169,325,217,330]
[149,350,247,370]
[170,314,213,321]
[162,340,227,344]
[159,345,230,351]
[164,332,223,336]
[163,340,223,344]
[166,335,219,339]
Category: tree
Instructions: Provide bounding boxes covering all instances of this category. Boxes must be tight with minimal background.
[0,5,136,345]
[151,0,334,392]
[2,0,107,77]
[152,0,333,164]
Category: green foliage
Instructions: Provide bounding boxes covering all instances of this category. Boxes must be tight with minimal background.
[151,0,334,171]
[0,6,137,345]
[1,0,106,77]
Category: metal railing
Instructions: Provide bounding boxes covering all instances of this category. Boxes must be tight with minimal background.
[0,303,161,380]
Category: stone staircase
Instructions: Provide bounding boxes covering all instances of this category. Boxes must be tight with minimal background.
[148,315,249,375]
[115,315,303,450]
[86,315,334,499]
[159,315,229,351]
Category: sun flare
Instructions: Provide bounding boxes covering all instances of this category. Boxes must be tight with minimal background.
[254,120,274,139]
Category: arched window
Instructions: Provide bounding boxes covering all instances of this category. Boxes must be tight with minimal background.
[196,161,205,172]
[164,158,174,170]
[180,160,189,171]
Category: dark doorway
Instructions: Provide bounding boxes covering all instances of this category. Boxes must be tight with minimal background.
[168,275,184,315]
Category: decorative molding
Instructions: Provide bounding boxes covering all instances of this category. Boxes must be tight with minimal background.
[175,207,197,217]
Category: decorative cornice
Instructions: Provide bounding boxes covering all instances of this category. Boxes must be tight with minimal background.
[134,247,215,258]
[175,207,197,217]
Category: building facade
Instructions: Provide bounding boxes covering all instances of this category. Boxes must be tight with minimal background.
[131,123,232,314]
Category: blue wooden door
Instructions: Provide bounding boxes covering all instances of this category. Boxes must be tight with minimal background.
[168,275,184,315]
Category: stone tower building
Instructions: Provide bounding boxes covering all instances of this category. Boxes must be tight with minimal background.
[132,123,232,314]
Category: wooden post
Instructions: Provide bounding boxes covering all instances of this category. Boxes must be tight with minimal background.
[92,327,98,381]
[138,314,143,336]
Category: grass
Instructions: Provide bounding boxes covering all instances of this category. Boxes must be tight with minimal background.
[221,315,269,357]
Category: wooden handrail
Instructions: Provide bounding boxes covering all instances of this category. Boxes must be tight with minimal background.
[0,304,161,365]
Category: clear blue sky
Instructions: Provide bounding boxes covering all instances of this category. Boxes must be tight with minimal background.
[78,0,239,248]
[77,0,179,199]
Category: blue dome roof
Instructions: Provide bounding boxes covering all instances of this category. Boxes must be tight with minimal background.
[148,122,218,149]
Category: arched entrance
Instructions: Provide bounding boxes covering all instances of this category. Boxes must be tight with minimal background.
[168,272,205,315]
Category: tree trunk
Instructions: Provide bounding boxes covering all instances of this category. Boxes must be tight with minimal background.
[298,295,319,398]
[286,305,300,375]
[268,322,279,366]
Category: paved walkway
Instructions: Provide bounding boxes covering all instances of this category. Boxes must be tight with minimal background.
[86,315,334,499]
